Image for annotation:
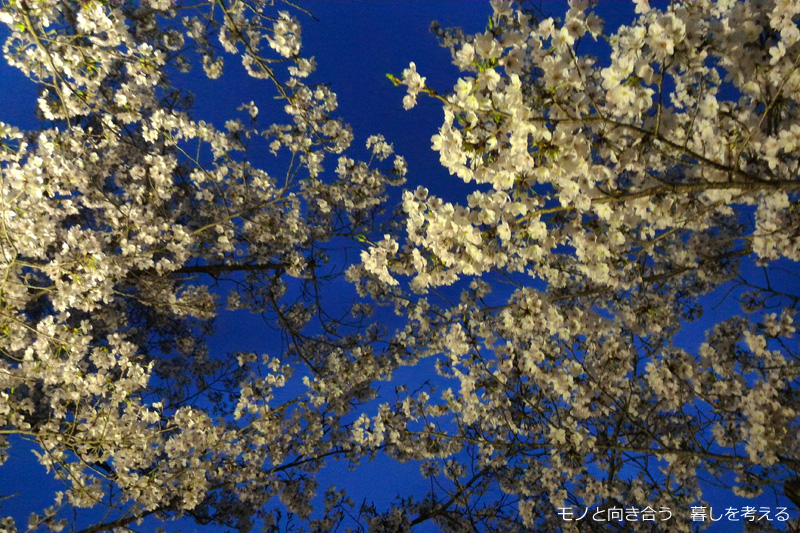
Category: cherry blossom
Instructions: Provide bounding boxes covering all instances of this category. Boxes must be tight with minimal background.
[0,0,405,530]
[357,0,800,529]
[2,0,800,531]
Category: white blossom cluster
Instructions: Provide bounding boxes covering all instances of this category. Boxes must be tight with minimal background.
[2,0,800,531]
[352,0,800,530]
[0,0,408,531]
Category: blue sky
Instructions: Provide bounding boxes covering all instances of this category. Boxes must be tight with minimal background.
[0,4,491,531]
[0,1,797,532]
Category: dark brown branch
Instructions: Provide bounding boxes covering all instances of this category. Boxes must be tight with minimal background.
[409,468,490,527]
[550,247,751,303]
[75,505,168,533]
[173,262,284,276]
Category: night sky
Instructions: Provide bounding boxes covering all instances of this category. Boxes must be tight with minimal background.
[0,1,796,531]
